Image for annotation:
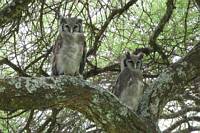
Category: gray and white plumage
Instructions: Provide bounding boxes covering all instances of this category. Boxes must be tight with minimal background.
[114,52,144,111]
[52,16,86,76]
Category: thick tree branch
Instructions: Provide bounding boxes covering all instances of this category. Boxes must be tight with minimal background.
[0,76,157,132]
[160,107,200,119]
[163,116,200,133]
[140,42,200,120]
[173,126,200,133]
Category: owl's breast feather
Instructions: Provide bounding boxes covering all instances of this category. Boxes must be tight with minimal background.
[57,43,83,75]
[61,32,85,44]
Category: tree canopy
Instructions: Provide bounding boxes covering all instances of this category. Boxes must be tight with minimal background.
[0,0,200,132]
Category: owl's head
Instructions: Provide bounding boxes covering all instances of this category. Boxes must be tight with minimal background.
[121,51,144,71]
[59,16,83,33]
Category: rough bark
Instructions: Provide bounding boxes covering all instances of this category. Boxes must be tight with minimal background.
[139,42,200,120]
[0,76,156,132]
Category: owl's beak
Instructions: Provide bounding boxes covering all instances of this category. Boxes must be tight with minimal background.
[70,27,73,33]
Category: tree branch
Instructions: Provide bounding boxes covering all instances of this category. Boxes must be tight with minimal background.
[148,0,175,64]
[163,116,200,133]
[160,107,200,119]
[173,126,200,133]
[84,63,119,78]
[0,58,29,76]
[139,42,200,120]
[194,0,200,9]
[0,76,157,132]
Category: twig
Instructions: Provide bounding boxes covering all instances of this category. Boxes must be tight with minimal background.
[148,0,176,65]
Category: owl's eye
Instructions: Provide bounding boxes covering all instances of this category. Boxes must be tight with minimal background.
[136,60,141,65]
[65,24,69,28]
[65,24,70,31]
[128,60,134,63]
[73,25,79,32]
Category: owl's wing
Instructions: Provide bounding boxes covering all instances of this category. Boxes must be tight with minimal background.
[51,35,63,76]
[79,40,87,75]
[114,68,131,97]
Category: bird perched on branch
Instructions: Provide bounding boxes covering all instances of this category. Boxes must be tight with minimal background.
[114,51,144,111]
[52,16,86,76]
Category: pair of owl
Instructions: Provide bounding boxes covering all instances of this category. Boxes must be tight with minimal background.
[52,16,144,111]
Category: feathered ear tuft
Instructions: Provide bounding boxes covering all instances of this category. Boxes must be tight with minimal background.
[125,51,131,59]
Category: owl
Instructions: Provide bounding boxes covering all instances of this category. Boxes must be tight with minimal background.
[52,16,86,76]
[114,51,144,111]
